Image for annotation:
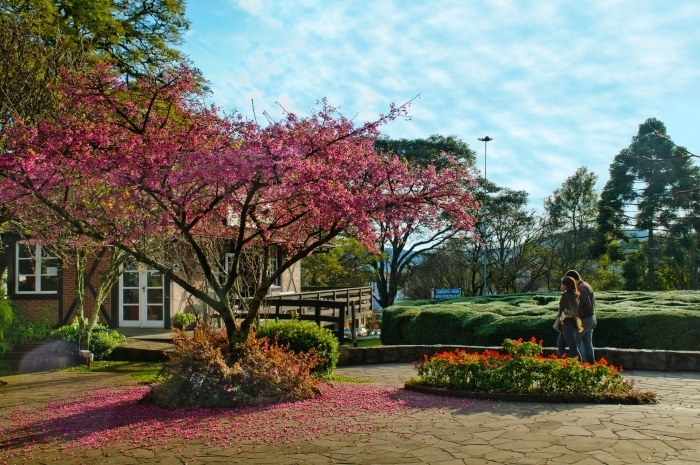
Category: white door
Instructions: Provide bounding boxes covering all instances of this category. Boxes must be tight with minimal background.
[119,264,165,328]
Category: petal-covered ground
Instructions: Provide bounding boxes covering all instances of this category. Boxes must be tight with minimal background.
[0,382,481,464]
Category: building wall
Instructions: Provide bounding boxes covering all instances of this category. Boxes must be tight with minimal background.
[8,241,303,327]
[277,258,301,295]
[170,256,302,317]
[8,244,113,326]
[61,249,113,326]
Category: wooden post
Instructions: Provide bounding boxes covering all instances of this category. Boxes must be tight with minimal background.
[351,301,357,348]
[337,303,345,345]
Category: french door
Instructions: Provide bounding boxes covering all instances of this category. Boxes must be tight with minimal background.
[119,264,165,328]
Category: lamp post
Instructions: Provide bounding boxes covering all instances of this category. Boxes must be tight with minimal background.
[477,136,492,296]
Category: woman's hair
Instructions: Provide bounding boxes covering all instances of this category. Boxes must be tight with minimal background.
[561,276,579,296]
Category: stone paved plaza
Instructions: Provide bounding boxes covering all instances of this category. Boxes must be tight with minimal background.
[1,364,699,464]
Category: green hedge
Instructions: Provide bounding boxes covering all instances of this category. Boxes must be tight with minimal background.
[0,300,54,357]
[381,291,700,351]
[255,319,339,377]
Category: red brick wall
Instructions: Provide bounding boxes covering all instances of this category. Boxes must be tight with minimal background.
[60,249,113,325]
[12,247,114,326]
[13,300,59,324]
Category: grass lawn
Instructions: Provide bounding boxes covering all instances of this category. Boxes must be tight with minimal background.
[322,373,372,383]
[347,338,383,348]
[61,361,163,384]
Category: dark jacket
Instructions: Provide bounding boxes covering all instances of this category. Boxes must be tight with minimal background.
[577,280,595,318]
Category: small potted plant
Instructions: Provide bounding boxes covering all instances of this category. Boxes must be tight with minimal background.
[171,312,197,330]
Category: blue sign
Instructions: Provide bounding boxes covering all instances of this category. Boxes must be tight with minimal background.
[431,288,462,299]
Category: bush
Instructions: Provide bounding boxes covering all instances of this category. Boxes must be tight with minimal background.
[171,311,197,328]
[381,291,700,350]
[0,295,14,355]
[256,319,339,377]
[0,302,54,357]
[144,327,322,409]
[51,317,125,360]
[410,337,656,403]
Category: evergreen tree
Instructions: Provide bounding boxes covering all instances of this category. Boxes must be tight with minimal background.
[543,166,599,287]
[597,118,700,290]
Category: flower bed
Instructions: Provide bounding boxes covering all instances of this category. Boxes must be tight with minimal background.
[406,337,657,404]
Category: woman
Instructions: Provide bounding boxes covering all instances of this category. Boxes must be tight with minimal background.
[565,270,596,364]
[555,276,583,359]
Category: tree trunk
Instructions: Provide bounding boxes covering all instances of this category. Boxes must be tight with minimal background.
[86,248,126,349]
[74,248,88,349]
[0,233,8,285]
[648,227,655,291]
[694,238,700,291]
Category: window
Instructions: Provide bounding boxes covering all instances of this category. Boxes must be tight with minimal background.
[269,247,280,287]
[16,244,59,293]
[224,246,281,288]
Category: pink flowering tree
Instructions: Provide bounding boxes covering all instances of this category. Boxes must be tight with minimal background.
[371,137,480,307]
[0,64,478,350]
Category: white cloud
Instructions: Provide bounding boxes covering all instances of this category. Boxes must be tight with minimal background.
[181,0,700,208]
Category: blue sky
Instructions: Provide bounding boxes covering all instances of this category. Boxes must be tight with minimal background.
[178,1,700,209]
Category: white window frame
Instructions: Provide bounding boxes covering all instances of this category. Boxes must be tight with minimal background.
[269,247,281,288]
[15,244,59,294]
[224,247,281,288]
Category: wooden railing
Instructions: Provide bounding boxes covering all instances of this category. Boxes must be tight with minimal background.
[285,286,374,316]
[259,286,374,346]
[202,287,374,345]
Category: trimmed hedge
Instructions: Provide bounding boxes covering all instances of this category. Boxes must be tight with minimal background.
[381,291,700,351]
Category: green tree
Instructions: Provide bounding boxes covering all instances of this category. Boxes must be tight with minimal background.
[543,166,599,287]
[484,187,546,294]
[597,118,700,290]
[586,254,624,291]
[1,0,189,77]
[405,186,546,298]
[0,5,80,125]
[0,0,189,282]
[404,238,482,299]
[371,135,477,308]
[301,236,377,288]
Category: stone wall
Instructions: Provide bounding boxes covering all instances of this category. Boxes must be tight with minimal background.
[337,345,700,372]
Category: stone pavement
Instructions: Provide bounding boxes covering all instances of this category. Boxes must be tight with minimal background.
[1,364,700,464]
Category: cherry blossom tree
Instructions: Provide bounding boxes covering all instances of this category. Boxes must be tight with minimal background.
[372,138,479,308]
[0,64,479,350]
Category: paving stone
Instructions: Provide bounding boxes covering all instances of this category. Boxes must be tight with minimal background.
[561,437,617,452]
[3,364,700,464]
[570,457,607,465]
[550,425,595,436]
[587,450,625,463]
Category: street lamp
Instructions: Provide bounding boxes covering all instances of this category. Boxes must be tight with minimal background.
[477,136,492,296]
